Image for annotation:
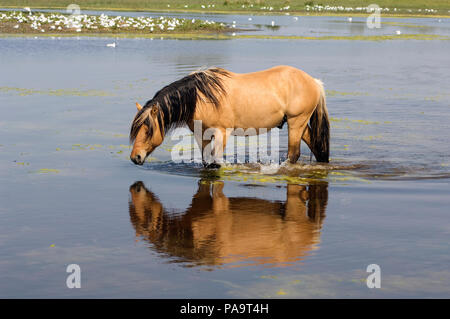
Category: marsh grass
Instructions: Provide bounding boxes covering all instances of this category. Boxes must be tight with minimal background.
[1,0,449,16]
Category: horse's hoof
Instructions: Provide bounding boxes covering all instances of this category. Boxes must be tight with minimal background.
[204,162,221,169]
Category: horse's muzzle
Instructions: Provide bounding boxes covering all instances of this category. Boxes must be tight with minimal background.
[130,154,144,165]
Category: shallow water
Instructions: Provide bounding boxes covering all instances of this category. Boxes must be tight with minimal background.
[0,13,450,298]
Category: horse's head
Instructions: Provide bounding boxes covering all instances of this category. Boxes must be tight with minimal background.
[130,102,164,165]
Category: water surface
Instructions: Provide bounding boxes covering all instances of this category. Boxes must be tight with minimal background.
[0,13,449,298]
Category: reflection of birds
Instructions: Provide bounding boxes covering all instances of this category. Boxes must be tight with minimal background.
[128,180,328,268]
[106,42,116,47]
[396,30,401,35]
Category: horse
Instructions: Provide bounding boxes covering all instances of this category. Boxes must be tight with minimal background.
[128,180,328,267]
[129,65,330,166]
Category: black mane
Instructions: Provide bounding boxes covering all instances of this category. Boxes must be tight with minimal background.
[130,68,229,143]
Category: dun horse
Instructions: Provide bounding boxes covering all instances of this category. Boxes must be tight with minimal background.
[130,65,330,166]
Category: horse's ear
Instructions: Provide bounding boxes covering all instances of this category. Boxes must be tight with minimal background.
[136,102,143,111]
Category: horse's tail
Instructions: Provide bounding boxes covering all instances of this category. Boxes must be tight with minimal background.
[309,79,330,163]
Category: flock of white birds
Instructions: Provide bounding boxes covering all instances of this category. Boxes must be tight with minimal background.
[304,4,440,13]
[0,10,221,34]
[1,5,438,43]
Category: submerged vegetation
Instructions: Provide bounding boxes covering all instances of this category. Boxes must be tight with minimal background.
[0,86,114,96]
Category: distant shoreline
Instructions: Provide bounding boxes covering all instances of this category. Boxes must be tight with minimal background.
[1,6,448,40]
[1,5,449,18]
[1,32,448,42]
[0,10,230,36]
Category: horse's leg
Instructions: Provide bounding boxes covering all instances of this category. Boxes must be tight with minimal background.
[211,181,230,213]
[284,184,308,221]
[193,128,211,164]
[301,125,313,151]
[206,128,229,168]
[302,125,327,162]
[199,127,227,168]
[287,116,309,164]
[213,128,230,163]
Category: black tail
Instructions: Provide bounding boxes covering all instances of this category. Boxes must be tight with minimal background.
[309,79,330,163]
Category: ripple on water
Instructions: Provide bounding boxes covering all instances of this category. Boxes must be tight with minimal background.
[138,159,450,185]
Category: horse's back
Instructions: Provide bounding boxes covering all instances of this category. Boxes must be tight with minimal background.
[232,65,311,80]
[193,65,321,130]
[223,65,320,126]
[228,65,318,102]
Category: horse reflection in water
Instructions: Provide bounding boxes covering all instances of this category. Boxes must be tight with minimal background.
[128,181,328,268]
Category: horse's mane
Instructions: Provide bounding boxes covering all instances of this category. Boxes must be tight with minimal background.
[130,67,229,143]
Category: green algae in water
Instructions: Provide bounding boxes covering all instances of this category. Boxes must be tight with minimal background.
[212,164,328,185]
[276,289,287,295]
[326,90,369,97]
[230,33,450,41]
[72,144,104,150]
[15,162,29,166]
[36,168,60,174]
[0,86,114,97]
[81,129,128,138]
[381,21,430,29]
[3,32,448,41]
[330,117,381,125]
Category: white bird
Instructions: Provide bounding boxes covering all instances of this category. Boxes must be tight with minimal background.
[396,30,401,35]
[248,17,252,21]
[14,24,19,29]
[348,17,352,22]
[24,7,31,13]
[271,21,275,26]
[106,42,116,47]
[294,17,299,21]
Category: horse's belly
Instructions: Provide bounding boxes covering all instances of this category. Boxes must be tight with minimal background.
[230,127,273,136]
[233,110,285,132]
[229,86,287,131]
